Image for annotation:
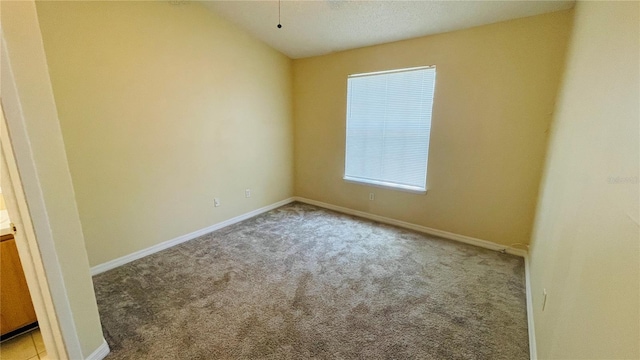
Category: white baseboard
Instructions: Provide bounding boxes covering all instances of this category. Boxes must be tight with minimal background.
[294,196,535,356]
[293,196,528,257]
[90,197,295,276]
[89,195,536,356]
[85,339,110,360]
[524,255,537,360]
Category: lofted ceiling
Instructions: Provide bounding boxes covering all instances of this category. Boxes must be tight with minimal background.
[201,0,575,59]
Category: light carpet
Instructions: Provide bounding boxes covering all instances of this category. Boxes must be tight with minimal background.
[94,202,529,359]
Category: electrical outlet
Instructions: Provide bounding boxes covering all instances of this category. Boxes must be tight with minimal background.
[245,188,251,198]
[542,288,548,311]
[369,192,375,201]
[214,198,220,207]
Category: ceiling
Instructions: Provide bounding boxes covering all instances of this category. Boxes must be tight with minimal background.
[201,0,574,59]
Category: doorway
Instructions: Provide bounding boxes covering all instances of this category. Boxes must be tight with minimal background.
[0,182,43,358]
[0,99,68,359]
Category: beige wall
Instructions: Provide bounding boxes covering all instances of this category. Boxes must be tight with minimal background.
[1,1,105,357]
[529,2,639,359]
[293,11,573,247]
[36,1,294,267]
[21,1,640,358]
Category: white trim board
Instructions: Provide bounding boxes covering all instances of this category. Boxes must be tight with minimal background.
[293,197,528,257]
[90,197,295,276]
[524,255,537,360]
[2,35,81,359]
[86,339,110,360]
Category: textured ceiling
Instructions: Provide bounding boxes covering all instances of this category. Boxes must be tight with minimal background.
[201,0,574,59]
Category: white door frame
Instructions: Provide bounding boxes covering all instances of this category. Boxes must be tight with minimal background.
[1,116,67,360]
[1,34,79,359]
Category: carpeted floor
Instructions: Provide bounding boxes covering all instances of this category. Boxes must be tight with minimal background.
[93,202,529,360]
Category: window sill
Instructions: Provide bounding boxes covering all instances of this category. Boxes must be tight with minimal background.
[343,177,427,195]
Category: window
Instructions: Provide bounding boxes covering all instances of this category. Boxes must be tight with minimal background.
[344,66,436,193]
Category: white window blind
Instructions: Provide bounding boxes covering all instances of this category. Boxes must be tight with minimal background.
[344,66,436,192]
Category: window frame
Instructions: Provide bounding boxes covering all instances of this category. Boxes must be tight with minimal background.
[342,65,436,195]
